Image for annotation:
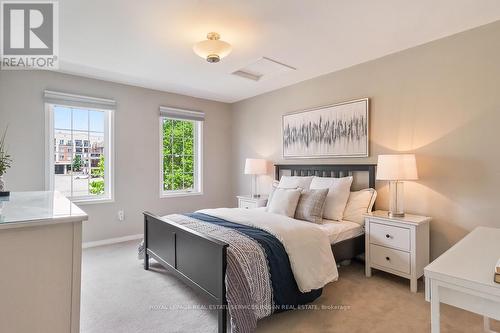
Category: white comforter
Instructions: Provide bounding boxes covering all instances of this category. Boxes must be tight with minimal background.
[197,208,339,292]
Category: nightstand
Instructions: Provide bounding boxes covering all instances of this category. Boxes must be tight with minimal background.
[237,195,268,209]
[364,210,431,292]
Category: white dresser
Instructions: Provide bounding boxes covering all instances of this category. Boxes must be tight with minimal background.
[364,210,431,292]
[0,191,87,333]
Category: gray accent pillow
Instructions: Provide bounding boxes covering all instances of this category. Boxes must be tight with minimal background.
[294,189,329,224]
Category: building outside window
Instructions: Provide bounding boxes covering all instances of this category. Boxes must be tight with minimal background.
[45,91,115,203]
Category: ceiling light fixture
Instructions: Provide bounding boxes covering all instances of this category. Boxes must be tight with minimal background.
[193,32,232,63]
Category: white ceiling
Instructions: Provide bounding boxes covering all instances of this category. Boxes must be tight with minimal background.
[58,0,500,103]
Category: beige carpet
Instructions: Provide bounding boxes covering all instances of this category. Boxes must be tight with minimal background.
[82,241,499,333]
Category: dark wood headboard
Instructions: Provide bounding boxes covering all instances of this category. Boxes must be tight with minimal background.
[274,164,376,189]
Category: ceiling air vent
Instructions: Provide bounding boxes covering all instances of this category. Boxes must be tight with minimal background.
[232,70,262,81]
[232,57,296,82]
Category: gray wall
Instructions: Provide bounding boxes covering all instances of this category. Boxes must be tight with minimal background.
[230,21,500,259]
[0,71,233,243]
[1,21,500,256]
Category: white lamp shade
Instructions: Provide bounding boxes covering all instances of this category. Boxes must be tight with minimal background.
[244,158,267,175]
[376,154,418,181]
[193,39,232,60]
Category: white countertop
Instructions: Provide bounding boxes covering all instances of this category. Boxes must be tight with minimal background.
[364,210,431,225]
[425,226,500,293]
[0,191,88,230]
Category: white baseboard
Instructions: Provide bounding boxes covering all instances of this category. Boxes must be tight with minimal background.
[82,234,143,249]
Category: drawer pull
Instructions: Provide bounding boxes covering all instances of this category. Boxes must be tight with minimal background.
[386,234,392,239]
[385,256,390,261]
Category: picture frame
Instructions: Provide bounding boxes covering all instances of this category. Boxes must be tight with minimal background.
[282,98,369,159]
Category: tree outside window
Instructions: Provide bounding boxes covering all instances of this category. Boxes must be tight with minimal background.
[161,117,200,195]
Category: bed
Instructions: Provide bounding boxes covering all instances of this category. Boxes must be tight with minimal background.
[143,163,376,333]
[273,164,375,263]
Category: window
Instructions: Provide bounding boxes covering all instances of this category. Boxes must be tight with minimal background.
[160,106,203,197]
[45,90,115,203]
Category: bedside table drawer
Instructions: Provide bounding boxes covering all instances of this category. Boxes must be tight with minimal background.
[370,244,410,274]
[239,200,257,209]
[370,222,410,251]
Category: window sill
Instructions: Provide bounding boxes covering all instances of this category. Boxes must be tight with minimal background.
[72,197,114,205]
[160,191,203,199]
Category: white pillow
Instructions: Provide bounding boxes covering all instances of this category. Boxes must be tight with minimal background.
[309,176,353,221]
[266,188,302,218]
[343,188,378,225]
[266,180,280,207]
[278,176,313,189]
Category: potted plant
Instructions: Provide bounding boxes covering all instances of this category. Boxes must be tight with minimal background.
[0,127,12,196]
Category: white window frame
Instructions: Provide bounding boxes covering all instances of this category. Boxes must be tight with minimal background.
[159,115,203,198]
[44,92,115,204]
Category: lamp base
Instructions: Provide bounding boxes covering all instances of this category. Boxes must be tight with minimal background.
[388,181,405,219]
[388,211,405,218]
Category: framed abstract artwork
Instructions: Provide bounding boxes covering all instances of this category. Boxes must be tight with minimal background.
[282,98,369,158]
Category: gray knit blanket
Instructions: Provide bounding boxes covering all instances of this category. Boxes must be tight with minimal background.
[139,214,272,333]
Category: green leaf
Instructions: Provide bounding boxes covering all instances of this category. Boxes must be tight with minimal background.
[173,138,183,155]
[72,155,83,171]
[183,173,194,189]
[163,139,172,155]
[173,173,183,190]
[163,119,173,138]
[183,156,194,173]
[173,120,184,137]
[163,156,172,173]
[173,156,183,172]
[183,121,194,137]
[163,175,173,190]
[184,139,193,155]
[89,179,105,195]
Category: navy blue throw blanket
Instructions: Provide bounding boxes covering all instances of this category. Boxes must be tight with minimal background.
[186,213,322,312]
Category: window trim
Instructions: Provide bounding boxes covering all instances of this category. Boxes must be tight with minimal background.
[159,116,203,198]
[44,103,115,204]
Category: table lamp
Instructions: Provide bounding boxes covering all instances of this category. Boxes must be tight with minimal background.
[244,158,267,198]
[376,154,418,217]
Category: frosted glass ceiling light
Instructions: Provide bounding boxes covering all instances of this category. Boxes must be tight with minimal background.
[193,32,232,63]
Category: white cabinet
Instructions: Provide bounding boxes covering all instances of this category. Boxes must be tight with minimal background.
[424,227,500,333]
[365,210,430,292]
[0,191,87,333]
[237,195,268,209]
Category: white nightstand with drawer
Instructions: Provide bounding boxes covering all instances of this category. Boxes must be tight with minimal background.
[237,195,268,209]
[364,210,431,292]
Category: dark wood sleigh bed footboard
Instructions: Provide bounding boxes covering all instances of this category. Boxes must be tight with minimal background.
[143,212,229,333]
